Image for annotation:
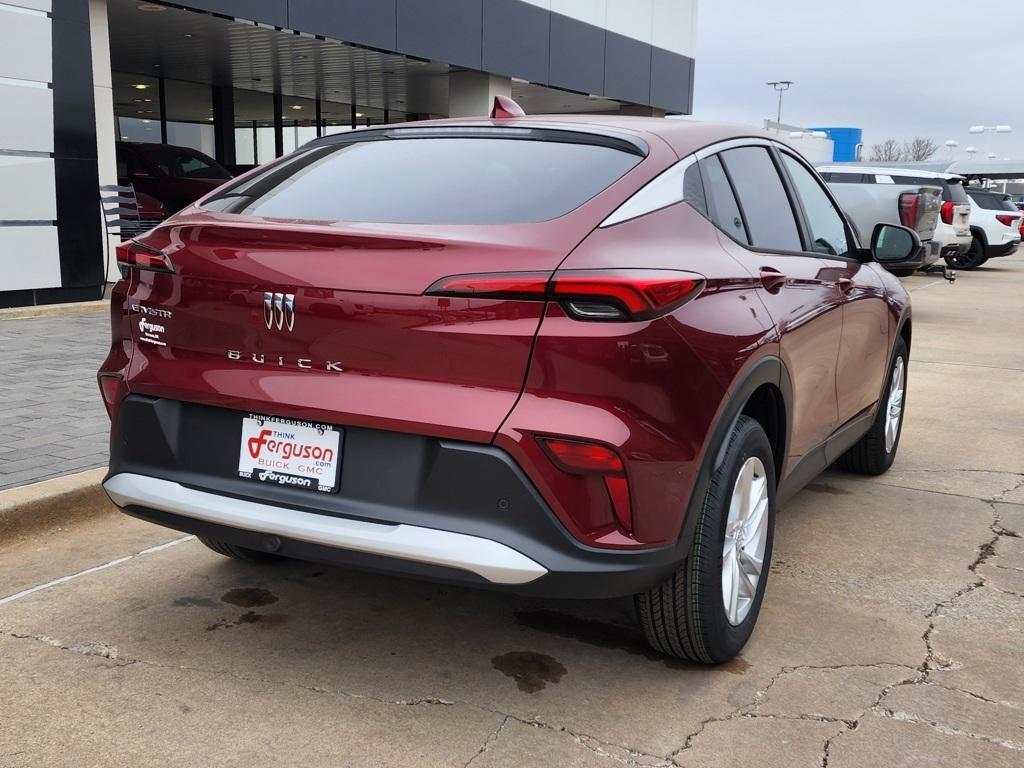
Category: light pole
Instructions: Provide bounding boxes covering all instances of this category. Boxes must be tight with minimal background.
[766,81,793,132]
[968,124,1012,157]
[944,139,959,159]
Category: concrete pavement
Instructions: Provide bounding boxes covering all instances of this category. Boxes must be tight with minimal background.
[1,256,1022,767]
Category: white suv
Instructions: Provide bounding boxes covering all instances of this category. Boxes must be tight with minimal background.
[960,187,1022,269]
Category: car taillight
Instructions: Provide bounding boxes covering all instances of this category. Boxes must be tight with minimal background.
[995,214,1019,228]
[116,241,175,274]
[97,373,124,421]
[425,269,704,321]
[940,201,955,225]
[899,192,920,228]
[538,437,632,531]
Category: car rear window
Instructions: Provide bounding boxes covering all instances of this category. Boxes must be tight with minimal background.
[211,137,642,225]
[967,190,1017,211]
[142,145,232,180]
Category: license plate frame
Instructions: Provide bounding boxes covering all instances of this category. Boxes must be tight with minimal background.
[237,413,343,494]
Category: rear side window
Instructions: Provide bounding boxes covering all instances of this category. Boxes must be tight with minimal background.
[719,147,802,251]
[701,155,749,243]
[967,191,1015,211]
[223,137,641,225]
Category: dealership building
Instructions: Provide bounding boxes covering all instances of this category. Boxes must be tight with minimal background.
[0,0,699,308]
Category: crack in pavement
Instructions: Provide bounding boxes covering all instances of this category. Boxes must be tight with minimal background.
[0,628,674,767]
[463,716,510,768]
[879,707,1024,751]
[671,497,1024,766]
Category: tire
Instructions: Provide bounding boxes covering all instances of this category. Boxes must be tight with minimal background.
[837,337,908,476]
[944,238,986,270]
[198,537,284,563]
[888,268,916,278]
[636,415,776,664]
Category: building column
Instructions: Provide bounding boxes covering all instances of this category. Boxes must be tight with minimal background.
[447,71,511,118]
[273,93,284,157]
[212,85,235,167]
[88,0,121,286]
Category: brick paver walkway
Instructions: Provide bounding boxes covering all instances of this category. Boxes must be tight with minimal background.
[0,310,110,490]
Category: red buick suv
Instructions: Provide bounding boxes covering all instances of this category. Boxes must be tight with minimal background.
[99,113,917,663]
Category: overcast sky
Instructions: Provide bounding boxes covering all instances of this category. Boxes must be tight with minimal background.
[692,0,1023,160]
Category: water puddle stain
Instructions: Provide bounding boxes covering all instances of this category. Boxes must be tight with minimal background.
[173,596,219,608]
[492,651,567,693]
[221,588,279,608]
[804,483,852,496]
[515,610,698,670]
[718,654,751,675]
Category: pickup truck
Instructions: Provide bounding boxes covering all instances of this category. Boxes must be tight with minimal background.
[817,166,941,276]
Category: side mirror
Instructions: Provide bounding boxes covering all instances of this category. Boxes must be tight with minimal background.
[871,223,921,263]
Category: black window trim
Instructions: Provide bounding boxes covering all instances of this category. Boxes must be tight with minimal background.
[695,137,865,264]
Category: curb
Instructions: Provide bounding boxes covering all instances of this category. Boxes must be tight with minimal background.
[0,468,113,544]
[0,300,107,321]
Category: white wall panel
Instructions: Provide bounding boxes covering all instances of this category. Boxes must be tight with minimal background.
[0,156,57,221]
[606,0,653,45]
[0,82,53,153]
[652,0,698,57]
[0,6,52,84]
[542,0,695,56]
[0,226,61,290]
[2,1,52,11]
[550,0,606,28]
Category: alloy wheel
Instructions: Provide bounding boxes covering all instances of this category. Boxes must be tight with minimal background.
[885,357,905,453]
[722,456,769,626]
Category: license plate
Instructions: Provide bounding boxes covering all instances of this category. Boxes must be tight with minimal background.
[237,414,342,493]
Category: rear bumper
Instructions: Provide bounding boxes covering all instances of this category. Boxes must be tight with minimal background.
[104,396,681,598]
[985,239,1020,258]
[882,242,938,272]
[105,473,547,585]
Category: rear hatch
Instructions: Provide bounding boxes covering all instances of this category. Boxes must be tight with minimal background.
[903,187,941,241]
[121,128,650,443]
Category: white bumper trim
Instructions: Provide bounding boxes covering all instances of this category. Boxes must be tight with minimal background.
[103,473,547,585]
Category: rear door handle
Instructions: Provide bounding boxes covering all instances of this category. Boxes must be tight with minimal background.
[838,278,855,294]
[759,268,787,293]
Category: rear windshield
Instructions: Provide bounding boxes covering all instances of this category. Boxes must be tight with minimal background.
[967,189,1017,211]
[210,137,642,225]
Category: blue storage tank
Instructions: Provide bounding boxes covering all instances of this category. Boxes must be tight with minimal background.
[809,127,863,162]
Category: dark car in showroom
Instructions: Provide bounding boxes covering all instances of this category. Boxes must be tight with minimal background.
[98,109,917,663]
[116,141,233,214]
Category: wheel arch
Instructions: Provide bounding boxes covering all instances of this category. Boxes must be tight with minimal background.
[677,355,791,553]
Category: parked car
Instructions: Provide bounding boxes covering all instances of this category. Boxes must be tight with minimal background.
[100,114,918,663]
[818,167,940,276]
[819,166,973,273]
[118,190,166,241]
[960,187,1022,268]
[116,141,234,214]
